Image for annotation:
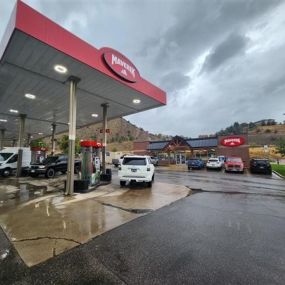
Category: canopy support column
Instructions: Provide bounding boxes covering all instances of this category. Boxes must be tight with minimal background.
[51,123,56,156]
[65,76,80,196]
[0,129,5,150]
[16,114,26,177]
[101,103,109,174]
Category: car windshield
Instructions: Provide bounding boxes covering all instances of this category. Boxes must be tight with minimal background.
[0,153,13,161]
[42,156,58,164]
[227,157,242,162]
[123,157,146,165]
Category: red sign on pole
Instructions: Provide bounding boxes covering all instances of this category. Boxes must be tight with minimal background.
[102,47,140,83]
[221,136,245,147]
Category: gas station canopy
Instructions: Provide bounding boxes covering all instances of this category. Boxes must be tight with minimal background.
[0,1,166,140]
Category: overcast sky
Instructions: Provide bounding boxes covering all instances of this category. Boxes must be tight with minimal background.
[1,0,285,137]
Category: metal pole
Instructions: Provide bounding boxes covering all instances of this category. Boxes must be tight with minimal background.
[0,129,5,150]
[16,114,26,177]
[26,133,31,147]
[51,123,56,156]
[101,103,109,174]
[65,76,80,195]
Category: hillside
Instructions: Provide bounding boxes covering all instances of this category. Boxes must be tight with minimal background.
[216,121,285,146]
[43,117,172,152]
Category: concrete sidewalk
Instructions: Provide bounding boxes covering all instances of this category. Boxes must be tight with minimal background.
[0,180,190,266]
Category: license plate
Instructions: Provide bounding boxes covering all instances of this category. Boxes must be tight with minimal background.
[131,169,137,172]
[259,166,264,169]
[31,170,35,173]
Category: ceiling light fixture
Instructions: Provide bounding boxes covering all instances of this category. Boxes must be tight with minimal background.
[0,119,7,122]
[91,113,98,118]
[25,93,36,99]
[133,99,141,104]
[9,109,18,113]
[54,64,68,74]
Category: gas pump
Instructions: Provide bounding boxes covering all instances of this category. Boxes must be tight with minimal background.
[30,146,48,164]
[80,140,102,186]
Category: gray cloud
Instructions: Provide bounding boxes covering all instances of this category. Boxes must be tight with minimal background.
[1,0,285,137]
[202,33,249,72]
[160,72,190,93]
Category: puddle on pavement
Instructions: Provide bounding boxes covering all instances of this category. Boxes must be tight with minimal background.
[0,177,64,213]
[0,180,191,267]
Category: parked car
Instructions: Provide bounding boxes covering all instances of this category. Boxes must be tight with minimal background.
[150,156,159,166]
[30,155,81,178]
[224,157,244,173]
[206,158,223,170]
[187,158,205,170]
[0,147,31,177]
[118,155,155,187]
[250,158,272,175]
[112,158,120,167]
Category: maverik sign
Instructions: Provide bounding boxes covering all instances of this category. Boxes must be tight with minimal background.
[221,136,245,147]
[102,48,140,83]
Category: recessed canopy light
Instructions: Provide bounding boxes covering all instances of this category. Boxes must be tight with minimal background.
[25,93,36,100]
[30,136,33,139]
[9,109,18,113]
[0,119,7,122]
[91,113,98,118]
[54,64,67,74]
[38,132,43,135]
[133,99,141,104]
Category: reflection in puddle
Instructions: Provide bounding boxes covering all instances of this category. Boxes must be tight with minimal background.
[0,177,64,213]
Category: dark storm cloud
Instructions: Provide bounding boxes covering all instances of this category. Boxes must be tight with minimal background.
[160,72,190,93]
[138,0,281,79]
[202,33,249,72]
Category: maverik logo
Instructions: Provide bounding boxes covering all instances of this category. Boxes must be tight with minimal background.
[221,137,245,147]
[102,48,139,83]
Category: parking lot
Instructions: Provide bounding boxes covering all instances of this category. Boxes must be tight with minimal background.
[1,166,285,284]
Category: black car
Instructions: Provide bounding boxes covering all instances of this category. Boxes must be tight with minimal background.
[30,155,81,178]
[250,158,272,175]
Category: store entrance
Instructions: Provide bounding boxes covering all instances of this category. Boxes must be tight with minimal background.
[176,153,186,164]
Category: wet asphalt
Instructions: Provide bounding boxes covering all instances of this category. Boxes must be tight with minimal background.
[1,169,285,284]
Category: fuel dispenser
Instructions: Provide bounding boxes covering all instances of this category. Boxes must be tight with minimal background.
[80,140,102,186]
[30,146,48,164]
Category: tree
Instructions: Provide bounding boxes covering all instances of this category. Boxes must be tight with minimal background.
[276,138,285,157]
[58,135,80,154]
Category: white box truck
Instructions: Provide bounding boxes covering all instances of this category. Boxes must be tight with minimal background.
[0,147,31,177]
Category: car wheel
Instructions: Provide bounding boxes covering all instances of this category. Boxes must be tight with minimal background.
[2,168,11,177]
[152,174,154,181]
[61,170,66,174]
[45,168,55,178]
[120,181,126,187]
[148,181,152,188]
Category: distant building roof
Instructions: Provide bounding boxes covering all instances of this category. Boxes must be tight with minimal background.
[148,141,170,150]
[187,137,218,148]
[147,137,218,151]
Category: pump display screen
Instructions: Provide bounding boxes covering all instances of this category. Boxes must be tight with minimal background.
[0,153,13,161]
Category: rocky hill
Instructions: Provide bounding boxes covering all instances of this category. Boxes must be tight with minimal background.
[44,117,172,152]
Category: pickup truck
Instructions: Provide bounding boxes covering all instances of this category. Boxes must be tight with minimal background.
[30,155,81,178]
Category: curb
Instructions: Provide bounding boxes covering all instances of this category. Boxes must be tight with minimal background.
[272,170,285,179]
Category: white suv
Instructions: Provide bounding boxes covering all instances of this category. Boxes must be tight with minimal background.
[206,157,223,170]
[118,155,155,187]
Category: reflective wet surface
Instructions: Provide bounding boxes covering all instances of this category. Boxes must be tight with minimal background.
[0,174,190,266]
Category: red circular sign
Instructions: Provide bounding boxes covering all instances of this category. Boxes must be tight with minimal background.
[221,136,245,147]
[102,48,140,83]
